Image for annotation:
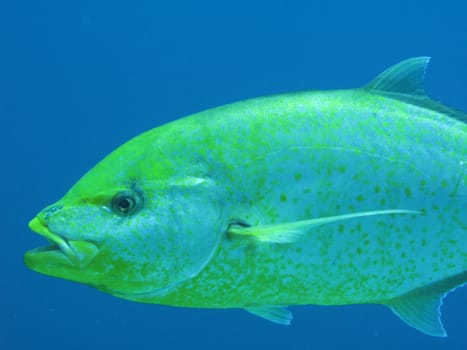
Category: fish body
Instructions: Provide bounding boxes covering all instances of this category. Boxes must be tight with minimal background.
[25,58,466,336]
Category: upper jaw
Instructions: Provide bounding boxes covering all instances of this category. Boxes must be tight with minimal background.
[28,217,78,263]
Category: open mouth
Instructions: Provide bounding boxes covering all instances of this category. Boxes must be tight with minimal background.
[26,217,98,268]
[29,217,78,261]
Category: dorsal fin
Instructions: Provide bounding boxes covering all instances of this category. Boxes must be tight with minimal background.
[365,57,430,95]
[363,57,467,124]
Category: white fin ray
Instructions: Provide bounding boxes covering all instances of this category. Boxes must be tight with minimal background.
[228,209,420,243]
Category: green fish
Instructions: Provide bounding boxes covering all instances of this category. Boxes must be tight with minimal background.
[25,57,466,337]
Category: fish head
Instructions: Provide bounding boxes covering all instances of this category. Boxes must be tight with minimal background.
[25,141,223,299]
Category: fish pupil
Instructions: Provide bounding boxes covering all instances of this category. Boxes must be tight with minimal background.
[118,198,132,211]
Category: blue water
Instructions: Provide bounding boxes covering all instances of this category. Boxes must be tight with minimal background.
[2,1,466,349]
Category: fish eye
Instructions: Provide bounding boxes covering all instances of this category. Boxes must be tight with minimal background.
[111,190,142,216]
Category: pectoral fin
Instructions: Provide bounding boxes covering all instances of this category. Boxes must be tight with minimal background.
[228,209,420,243]
[245,305,293,325]
[386,270,467,337]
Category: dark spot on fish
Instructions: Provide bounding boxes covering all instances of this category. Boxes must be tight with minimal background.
[404,187,412,198]
[356,194,365,202]
[336,165,347,174]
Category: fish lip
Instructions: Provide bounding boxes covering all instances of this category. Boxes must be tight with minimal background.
[28,216,80,265]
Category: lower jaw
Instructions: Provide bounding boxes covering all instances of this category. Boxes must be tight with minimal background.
[24,240,99,270]
[24,245,73,269]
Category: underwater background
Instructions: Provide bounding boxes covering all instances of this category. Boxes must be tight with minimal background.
[2,0,466,349]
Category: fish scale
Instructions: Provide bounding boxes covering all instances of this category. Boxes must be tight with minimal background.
[25,57,466,337]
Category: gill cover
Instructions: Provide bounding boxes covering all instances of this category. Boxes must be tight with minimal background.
[116,175,223,300]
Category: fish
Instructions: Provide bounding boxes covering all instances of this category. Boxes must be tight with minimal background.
[25,57,466,337]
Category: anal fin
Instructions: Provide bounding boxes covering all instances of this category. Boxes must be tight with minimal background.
[387,270,467,337]
[245,305,293,325]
